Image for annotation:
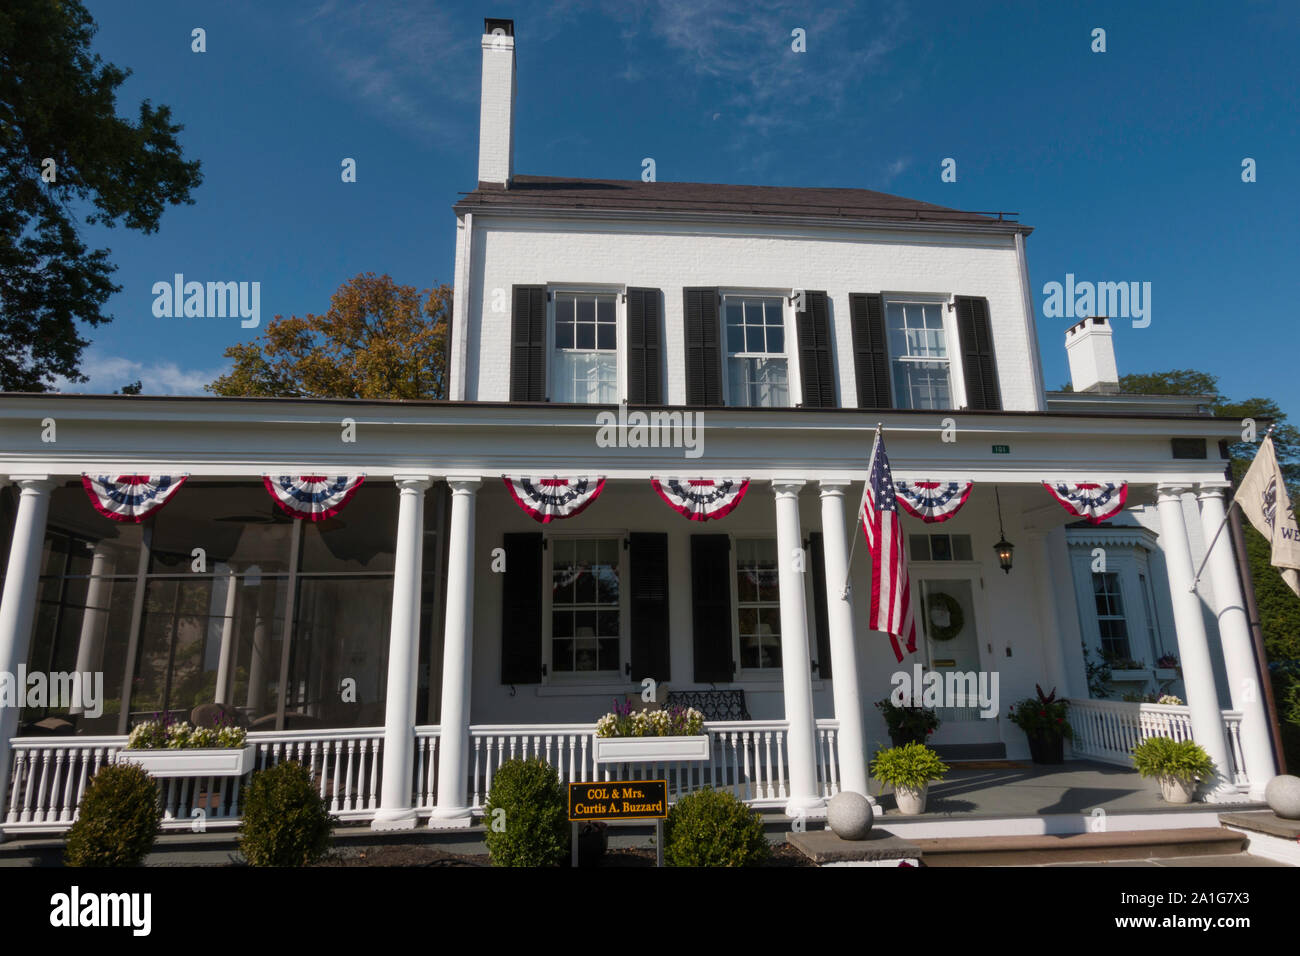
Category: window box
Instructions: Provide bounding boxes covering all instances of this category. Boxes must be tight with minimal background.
[114,745,255,778]
[1108,669,1151,683]
[592,735,711,764]
[1153,667,1178,681]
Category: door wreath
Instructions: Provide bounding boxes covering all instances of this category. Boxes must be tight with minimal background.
[925,592,964,641]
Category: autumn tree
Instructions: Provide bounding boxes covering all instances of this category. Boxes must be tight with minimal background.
[0,0,203,390]
[207,273,451,400]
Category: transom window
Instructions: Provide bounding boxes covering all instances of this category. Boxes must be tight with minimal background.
[886,301,952,410]
[725,295,789,407]
[553,292,617,404]
[550,538,621,673]
[1091,571,1132,661]
[735,538,781,670]
[908,533,973,562]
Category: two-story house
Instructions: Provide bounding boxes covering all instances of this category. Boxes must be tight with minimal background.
[0,18,1277,840]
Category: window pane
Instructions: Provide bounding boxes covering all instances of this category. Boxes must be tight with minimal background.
[596,323,615,350]
[556,317,574,349]
[576,321,595,350]
[553,640,573,672]
[596,297,614,324]
[952,535,973,561]
[930,535,952,561]
[909,535,931,561]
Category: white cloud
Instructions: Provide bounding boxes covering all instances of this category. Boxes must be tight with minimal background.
[50,353,230,397]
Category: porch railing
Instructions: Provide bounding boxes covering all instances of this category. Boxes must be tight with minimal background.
[1067,698,1248,786]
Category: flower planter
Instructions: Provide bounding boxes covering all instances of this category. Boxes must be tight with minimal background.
[1026,731,1065,765]
[1153,668,1178,681]
[114,745,255,778]
[893,784,928,815]
[1109,669,1151,682]
[1158,776,1197,804]
[592,735,710,764]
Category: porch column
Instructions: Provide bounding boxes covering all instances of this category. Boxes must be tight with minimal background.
[1026,532,1070,697]
[213,567,240,706]
[771,479,824,817]
[1155,484,1234,798]
[245,569,278,715]
[0,477,55,841]
[69,541,116,715]
[1197,481,1278,796]
[817,480,871,801]
[372,475,432,830]
[431,477,480,828]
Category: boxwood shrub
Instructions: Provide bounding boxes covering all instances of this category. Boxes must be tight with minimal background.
[664,788,770,867]
[483,759,569,867]
[64,762,163,867]
[238,760,335,866]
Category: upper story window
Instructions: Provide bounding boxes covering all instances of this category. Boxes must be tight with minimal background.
[886,301,952,409]
[553,292,617,404]
[724,295,789,407]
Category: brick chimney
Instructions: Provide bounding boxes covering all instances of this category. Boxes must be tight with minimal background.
[1065,316,1120,393]
[478,18,516,187]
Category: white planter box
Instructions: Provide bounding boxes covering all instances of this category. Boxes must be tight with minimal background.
[114,745,255,778]
[592,735,711,764]
[1109,669,1150,682]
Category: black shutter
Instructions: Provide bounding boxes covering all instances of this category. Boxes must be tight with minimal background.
[683,288,722,406]
[807,532,832,679]
[500,532,543,683]
[626,288,663,404]
[690,534,733,683]
[849,293,891,409]
[956,296,1002,410]
[796,291,836,408]
[629,533,670,682]
[510,285,546,402]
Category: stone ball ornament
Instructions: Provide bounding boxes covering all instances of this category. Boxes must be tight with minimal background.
[1264,774,1300,819]
[826,791,874,840]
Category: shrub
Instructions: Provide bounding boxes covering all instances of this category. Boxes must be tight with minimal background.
[483,759,569,867]
[238,761,334,866]
[663,788,770,867]
[870,742,949,790]
[1131,736,1217,782]
[64,762,162,867]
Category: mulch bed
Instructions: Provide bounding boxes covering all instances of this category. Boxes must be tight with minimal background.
[315,841,815,867]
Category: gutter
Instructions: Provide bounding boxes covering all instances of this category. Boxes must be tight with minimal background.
[1015,231,1047,409]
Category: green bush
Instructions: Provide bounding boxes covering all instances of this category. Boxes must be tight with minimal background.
[1131,736,1217,782]
[238,761,335,866]
[663,788,770,867]
[483,759,569,867]
[64,762,162,867]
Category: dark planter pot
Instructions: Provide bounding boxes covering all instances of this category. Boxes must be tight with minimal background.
[890,731,928,749]
[1026,730,1065,765]
[576,822,607,866]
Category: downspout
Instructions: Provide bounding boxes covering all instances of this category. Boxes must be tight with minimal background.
[1014,231,1046,410]
[450,212,474,401]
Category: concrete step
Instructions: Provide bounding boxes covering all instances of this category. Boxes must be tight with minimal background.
[910,826,1247,867]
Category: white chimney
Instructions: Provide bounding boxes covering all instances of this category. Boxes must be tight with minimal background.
[1065,316,1120,393]
[478,18,516,187]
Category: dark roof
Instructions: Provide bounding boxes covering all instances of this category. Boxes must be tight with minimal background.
[457,175,1027,230]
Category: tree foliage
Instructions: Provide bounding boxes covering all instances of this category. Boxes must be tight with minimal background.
[0,0,202,390]
[207,273,450,400]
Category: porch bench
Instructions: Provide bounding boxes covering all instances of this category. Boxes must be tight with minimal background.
[664,689,751,722]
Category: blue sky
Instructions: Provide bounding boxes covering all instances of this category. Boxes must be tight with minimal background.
[65,0,1298,419]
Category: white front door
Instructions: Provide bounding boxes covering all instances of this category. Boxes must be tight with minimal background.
[913,573,1002,748]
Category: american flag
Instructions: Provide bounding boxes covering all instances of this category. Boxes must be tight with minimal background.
[858,428,917,661]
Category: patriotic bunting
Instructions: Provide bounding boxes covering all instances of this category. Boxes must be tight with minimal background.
[264,475,366,521]
[503,476,606,523]
[894,480,973,523]
[1043,481,1128,524]
[858,429,917,662]
[82,475,187,523]
[650,478,750,522]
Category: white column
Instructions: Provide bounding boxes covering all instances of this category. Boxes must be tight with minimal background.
[817,480,871,801]
[1155,484,1234,798]
[771,479,824,817]
[431,477,480,827]
[69,542,115,715]
[1197,482,1278,796]
[0,478,55,841]
[372,475,432,830]
[213,567,240,706]
[245,571,277,715]
[1027,532,1070,697]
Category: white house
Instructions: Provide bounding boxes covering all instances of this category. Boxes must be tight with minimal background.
[0,18,1279,839]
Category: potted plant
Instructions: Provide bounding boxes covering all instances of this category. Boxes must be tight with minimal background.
[1131,736,1217,804]
[592,699,709,763]
[870,742,949,815]
[1008,685,1073,764]
[115,711,254,777]
[875,697,940,748]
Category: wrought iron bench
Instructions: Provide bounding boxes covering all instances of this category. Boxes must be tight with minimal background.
[663,689,751,722]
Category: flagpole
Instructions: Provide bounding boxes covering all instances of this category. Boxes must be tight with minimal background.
[1189,423,1275,592]
[842,423,881,599]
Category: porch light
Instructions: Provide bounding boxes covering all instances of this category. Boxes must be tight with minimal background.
[993,487,1014,574]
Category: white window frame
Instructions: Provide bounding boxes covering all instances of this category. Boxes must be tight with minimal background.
[541,530,629,684]
[547,284,625,404]
[880,292,963,410]
[719,289,800,409]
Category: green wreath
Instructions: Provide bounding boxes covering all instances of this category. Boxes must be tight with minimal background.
[925,592,964,642]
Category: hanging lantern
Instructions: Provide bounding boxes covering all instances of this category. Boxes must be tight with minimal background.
[993,487,1014,574]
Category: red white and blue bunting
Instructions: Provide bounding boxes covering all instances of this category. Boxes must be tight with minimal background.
[503,476,606,523]
[1043,481,1128,524]
[82,474,188,523]
[263,475,366,521]
[650,478,750,522]
[894,480,973,524]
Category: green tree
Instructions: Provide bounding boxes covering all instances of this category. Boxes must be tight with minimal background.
[207,273,451,400]
[0,0,202,390]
